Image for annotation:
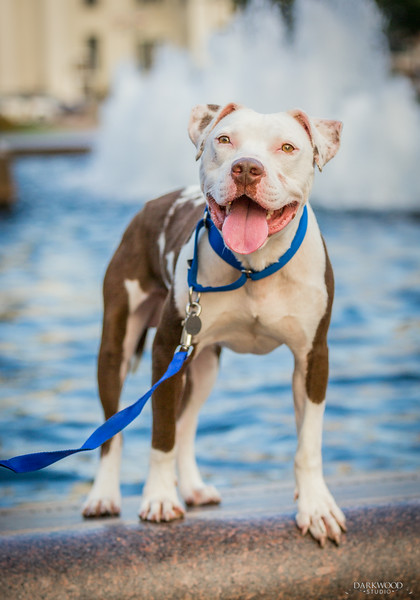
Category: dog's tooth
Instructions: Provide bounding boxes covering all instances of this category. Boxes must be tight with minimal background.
[266,211,273,220]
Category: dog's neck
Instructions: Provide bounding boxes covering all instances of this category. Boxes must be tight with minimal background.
[228,203,308,272]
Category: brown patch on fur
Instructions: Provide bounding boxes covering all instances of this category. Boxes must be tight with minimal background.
[158,195,205,286]
[98,295,129,419]
[97,294,129,455]
[135,328,148,359]
[100,438,116,457]
[151,292,194,452]
[305,238,334,404]
[96,189,203,454]
[98,189,206,454]
[199,114,214,132]
[103,189,204,298]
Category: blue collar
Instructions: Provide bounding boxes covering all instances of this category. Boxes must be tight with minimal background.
[187,204,308,293]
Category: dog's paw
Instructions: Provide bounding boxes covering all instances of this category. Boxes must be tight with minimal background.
[183,484,222,507]
[140,448,185,522]
[82,491,121,518]
[139,494,185,522]
[178,455,222,507]
[295,479,346,547]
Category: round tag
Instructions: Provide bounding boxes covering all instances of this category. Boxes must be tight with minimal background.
[185,315,202,335]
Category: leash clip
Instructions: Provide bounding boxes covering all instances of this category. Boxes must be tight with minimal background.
[175,344,194,358]
[186,287,202,315]
[179,287,202,351]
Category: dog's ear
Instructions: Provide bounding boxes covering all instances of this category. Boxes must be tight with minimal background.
[188,104,221,147]
[311,117,343,171]
[289,109,342,172]
[188,103,240,160]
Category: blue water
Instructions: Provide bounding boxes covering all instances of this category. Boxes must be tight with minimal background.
[0,155,419,508]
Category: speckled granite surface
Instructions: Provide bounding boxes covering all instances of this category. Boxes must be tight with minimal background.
[0,473,419,599]
[0,503,418,599]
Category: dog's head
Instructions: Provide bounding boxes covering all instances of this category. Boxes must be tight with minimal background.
[188,103,342,255]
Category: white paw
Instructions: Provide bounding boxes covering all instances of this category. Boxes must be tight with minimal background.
[139,493,185,523]
[178,452,221,507]
[82,489,121,518]
[83,434,122,518]
[295,477,346,546]
[183,484,222,507]
[139,448,185,522]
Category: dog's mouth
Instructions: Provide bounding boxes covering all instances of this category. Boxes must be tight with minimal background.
[207,194,299,255]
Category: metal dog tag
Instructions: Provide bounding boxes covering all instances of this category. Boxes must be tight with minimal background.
[184,314,202,336]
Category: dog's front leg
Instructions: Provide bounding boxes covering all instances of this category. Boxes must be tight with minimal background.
[176,345,222,507]
[292,349,346,546]
[139,301,186,523]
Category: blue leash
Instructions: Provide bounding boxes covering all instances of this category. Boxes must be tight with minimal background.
[0,204,308,474]
[0,350,189,473]
[188,205,308,293]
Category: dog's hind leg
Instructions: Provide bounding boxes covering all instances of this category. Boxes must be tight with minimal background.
[82,294,128,518]
[83,276,163,518]
[176,345,222,506]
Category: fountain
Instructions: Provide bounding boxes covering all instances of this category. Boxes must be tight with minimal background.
[84,0,420,211]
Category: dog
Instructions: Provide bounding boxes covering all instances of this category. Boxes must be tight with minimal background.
[83,103,346,546]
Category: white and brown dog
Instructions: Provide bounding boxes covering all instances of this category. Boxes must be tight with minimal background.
[83,103,346,546]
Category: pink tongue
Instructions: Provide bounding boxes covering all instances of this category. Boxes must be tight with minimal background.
[222,197,268,254]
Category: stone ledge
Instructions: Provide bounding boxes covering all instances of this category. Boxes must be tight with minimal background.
[0,502,418,600]
[0,472,418,599]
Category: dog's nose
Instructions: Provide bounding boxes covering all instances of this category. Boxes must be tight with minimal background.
[231,158,265,186]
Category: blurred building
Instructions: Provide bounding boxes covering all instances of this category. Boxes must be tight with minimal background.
[0,0,233,112]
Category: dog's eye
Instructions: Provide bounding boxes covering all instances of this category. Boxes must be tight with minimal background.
[218,135,231,144]
[281,143,295,153]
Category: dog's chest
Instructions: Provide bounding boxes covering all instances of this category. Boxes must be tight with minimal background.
[191,277,320,355]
